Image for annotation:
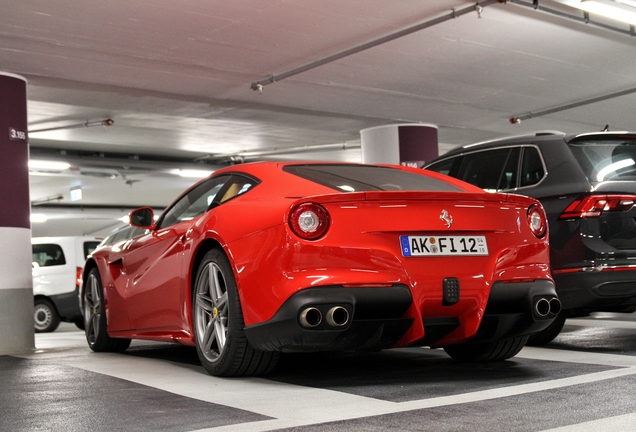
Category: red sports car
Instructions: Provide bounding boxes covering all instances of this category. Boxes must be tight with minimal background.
[81,162,559,376]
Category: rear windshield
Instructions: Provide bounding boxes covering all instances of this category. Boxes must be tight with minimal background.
[83,241,101,258]
[568,136,636,182]
[32,244,66,267]
[283,164,462,192]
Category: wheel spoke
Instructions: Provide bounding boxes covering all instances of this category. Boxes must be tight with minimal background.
[85,276,95,309]
[209,264,225,303]
[91,278,101,307]
[202,318,216,351]
[214,319,226,349]
[217,292,228,312]
[196,292,214,312]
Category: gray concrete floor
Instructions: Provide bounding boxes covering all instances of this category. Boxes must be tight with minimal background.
[3,313,636,431]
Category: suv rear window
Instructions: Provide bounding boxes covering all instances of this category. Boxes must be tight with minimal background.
[568,136,636,182]
[283,164,462,192]
[83,241,101,258]
[32,244,66,267]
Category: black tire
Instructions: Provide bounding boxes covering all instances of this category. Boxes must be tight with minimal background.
[83,268,131,352]
[34,298,60,333]
[526,312,566,346]
[73,317,85,331]
[192,248,279,377]
[443,336,528,362]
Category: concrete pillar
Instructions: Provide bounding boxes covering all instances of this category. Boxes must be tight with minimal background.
[0,72,34,354]
[360,123,439,167]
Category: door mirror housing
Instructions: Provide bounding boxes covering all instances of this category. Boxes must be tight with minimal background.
[129,207,155,229]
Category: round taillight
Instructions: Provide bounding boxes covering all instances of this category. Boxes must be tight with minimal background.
[289,203,330,240]
[527,204,547,238]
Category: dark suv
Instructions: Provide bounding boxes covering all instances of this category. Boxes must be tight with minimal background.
[425,131,636,344]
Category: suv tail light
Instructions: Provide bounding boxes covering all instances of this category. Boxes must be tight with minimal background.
[76,267,83,288]
[527,204,547,238]
[559,195,636,219]
[289,202,330,240]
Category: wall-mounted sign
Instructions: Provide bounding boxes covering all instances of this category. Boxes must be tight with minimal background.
[9,128,27,142]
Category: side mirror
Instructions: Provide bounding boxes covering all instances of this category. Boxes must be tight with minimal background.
[129,207,155,229]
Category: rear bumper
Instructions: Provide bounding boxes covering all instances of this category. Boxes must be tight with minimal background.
[554,270,636,315]
[452,279,558,344]
[244,285,413,352]
[244,279,558,352]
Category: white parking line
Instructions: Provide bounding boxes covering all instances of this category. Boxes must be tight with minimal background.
[539,412,636,432]
[22,322,636,432]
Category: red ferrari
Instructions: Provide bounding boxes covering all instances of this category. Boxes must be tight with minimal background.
[81,162,559,376]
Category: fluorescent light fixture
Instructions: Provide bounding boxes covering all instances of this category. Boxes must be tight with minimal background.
[615,0,636,8]
[28,160,71,171]
[30,213,48,223]
[70,187,82,201]
[573,0,636,25]
[176,169,213,178]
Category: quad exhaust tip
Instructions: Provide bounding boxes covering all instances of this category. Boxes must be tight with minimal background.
[299,305,351,329]
[299,307,322,328]
[536,298,550,317]
[549,298,562,315]
[326,306,350,327]
[535,297,562,317]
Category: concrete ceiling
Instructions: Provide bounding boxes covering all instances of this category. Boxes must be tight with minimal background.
[3,0,636,236]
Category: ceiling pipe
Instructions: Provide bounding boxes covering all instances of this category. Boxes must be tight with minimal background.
[29,118,114,134]
[29,146,223,173]
[250,0,503,92]
[509,85,636,123]
[205,142,362,162]
[509,0,636,37]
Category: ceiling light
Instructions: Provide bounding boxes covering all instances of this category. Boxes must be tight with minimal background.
[615,0,636,8]
[70,187,83,201]
[30,213,48,223]
[573,0,636,25]
[175,169,213,178]
[28,160,70,171]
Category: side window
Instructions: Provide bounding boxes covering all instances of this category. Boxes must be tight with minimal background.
[32,244,66,267]
[457,148,513,192]
[111,228,132,244]
[159,175,231,229]
[157,174,258,229]
[218,177,257,203]
[520,147,545,187]
[128,227,147,239]
[497,147,520,191]
[426,157,459,176]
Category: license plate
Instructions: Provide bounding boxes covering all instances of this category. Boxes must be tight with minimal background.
[400,235,488,257]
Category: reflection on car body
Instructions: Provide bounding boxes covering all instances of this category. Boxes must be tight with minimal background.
[81,162,557,376]
[426,131,636,345]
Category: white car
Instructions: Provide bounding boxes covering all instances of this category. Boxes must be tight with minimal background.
[32,236,101,332]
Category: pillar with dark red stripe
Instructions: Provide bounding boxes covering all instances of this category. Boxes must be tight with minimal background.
[360,124,439,167]
[0,73,34,354]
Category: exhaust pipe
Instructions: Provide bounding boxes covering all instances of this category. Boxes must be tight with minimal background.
[326,306,350,327]
[299,307,322,328]
[549,298,562,316]
[535,298,550,317]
